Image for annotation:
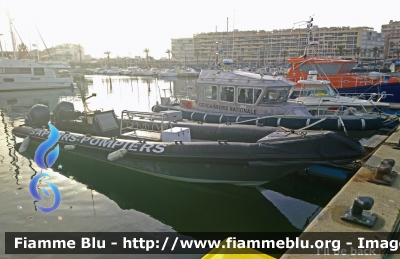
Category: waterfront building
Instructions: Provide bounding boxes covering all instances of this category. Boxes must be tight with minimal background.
[381,20,400,60]
[171,38,194,66]
[172,26,385,68]
[39,43,87,63]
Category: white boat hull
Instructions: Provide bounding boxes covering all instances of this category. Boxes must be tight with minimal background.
[159,72,178,77]
[0,79,74,91]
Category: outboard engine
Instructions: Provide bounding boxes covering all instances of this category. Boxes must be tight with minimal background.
[53,101,83,123]
[26,104,51,127]
[53,101,75,121]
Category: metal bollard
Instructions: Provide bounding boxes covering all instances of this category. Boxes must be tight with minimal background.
[374,162,392,180]
[341,196,377,228]
[368,158,397,186]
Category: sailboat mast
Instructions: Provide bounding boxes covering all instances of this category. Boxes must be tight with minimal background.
[233,10,235,65]
[6,10,17,59]
[35,24,53,61]
[226,17,228,59]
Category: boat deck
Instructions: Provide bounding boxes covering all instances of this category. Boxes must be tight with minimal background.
[122,130,162,141]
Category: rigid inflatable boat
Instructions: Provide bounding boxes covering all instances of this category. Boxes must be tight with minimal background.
[12,103,365,186]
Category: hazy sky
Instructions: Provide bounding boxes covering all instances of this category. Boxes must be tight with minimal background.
[0,0,398,59]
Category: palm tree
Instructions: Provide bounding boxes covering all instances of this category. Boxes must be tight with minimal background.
[194,50,200,68]
[165,49,171,67]
[372,47,379,65]
[355,46,362,62]
[337,45,345,57]
[75,44,83,67]
[104,51,111,67]
[17,43,28,59]
[143,48,150,68]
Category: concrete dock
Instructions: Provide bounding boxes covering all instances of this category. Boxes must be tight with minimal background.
[281,128,400,259]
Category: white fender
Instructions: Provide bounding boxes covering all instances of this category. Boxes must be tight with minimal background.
[64,145,76,150]
[107,148,127,161]
[19,136,30,153]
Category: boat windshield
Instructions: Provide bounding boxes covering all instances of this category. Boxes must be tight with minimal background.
[237,88,262,104]
[298,83,337,97]
[259,87,291,104]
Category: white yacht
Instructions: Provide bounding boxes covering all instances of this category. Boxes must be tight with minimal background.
[177,68,200,77]
[158,69,178,77]
[135,68,154,76]
[104,67,121,75]
[288,71,390,115]
[0,59,76,91]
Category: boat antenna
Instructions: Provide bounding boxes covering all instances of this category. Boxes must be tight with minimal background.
[34,24,53,61]
[291,15,315,57]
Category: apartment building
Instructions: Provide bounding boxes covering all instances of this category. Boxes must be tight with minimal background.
[172,26,385,67]
[171,38,194,66]
[381,20,400,60]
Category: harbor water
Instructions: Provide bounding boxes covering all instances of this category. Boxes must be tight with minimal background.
[0,76,346,258]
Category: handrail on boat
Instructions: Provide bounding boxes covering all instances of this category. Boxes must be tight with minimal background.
[119,110,173,139]
[235,106,309,125]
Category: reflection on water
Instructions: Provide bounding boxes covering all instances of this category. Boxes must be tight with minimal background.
[0,75,344,258]
[45,150,300,232]
[258,188,322,231]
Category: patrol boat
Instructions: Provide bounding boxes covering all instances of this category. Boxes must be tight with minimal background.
[152,70,384,134]
[12,103,365,186]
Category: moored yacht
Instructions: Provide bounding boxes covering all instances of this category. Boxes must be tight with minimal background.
[288,70,390,115]
[0,59,76,91]
[158,69,178,77]
[104,67,121,75]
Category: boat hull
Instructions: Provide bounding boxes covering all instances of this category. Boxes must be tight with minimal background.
[0,80,74,91]
[159,73,178,77]
[12,126,365,186]
[336,82,400,103]
[152,105,384,133]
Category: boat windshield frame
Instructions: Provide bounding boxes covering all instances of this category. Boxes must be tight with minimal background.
[292,80,339,98]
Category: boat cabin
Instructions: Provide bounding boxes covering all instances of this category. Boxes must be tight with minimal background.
[0,59,72,78]
[290,71,338,98]
[182,70,310,116]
